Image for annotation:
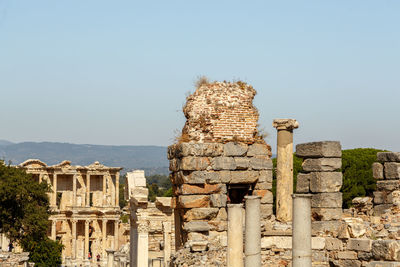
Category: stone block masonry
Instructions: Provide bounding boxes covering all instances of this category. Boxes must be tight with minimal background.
[295,141,343,224]
[374,152,400,215]
[169,81,272,265]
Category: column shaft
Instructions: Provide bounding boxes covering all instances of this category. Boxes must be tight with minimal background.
[102,219,108,257]
[114,220,119,250]
[86,174,91,207]
[244,196,261,267]
[292,194,312,267]
[137,220,149,267]
[73,174,77,207]
[52,173,58,207]
[71,220,77,259]
[163,222,172,267]
[106,249,115,267]
[276,129,294,221]
[103,174,107,206]
[115,172,120,207]
[51,220,57,240]
[227,204,244,267]
[84,220,90,259]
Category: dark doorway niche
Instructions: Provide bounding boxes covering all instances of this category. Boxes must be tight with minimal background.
[228,184,251,204]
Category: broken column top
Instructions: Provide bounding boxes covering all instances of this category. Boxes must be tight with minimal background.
[272,119,299,131]
[180,81,265,144]
[296,141,342,158]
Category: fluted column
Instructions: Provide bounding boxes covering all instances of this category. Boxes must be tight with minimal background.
[273,118,299,222]
[103,174,107,206]
[73,174,77,207]
[52,173,58,207]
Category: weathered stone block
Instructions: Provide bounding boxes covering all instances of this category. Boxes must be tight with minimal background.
[230,170,258,184]
[234,157,250,169]
[312,193,342,208]
[310,172,342,193]
[209,194,227,207]
[249,156,273,170]
[296,141,342,158]
[366,262,400,267]
[378,152,400,163]
[261,236,291,249]
[212,157,236,170]
[347,238,372,252]
[325,237,343,251]
[372,162,384,179]
[179,157,211,171]
[223,142,248,156]
[169,158,179,171]
[178,184,225,195]
[179,195,210,208]
[312,237,326,250]
[296,173,310,193]
[385,162,400,179]
[254,190,273,204]
[374,204,392,216]
[357,251,373,261]
[254,181,272,190]
[258,170,273,183]
[377,180,400,191]
[302,158,342,172]
[183,221,210,232]
[372,240,400,261]
[337,251,358,260]
[247,143,270,156]
[260,204,273,219]
[331,260,361,267]
[176,171,206,184]
[208,220,227,232]
[374,191,392,204]
[312,207,342,220]
[185,143,224,157]
[312,221,345,237]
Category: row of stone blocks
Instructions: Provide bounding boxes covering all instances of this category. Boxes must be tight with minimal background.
[373,152,400,215]
[296,141,343,223]
[168,142,273,248]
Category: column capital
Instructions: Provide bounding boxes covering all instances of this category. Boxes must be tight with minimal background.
[85,219,90,226]
[52,219,57,226]
[273,119,299,131]
[137,220,149,234]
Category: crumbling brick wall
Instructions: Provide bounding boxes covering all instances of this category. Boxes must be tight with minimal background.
[181,81,264,144]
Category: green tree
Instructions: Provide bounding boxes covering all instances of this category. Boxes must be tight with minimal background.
[341,148,383,208]
[0,161,62,266]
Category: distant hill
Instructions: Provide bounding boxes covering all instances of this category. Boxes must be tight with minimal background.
[0,141,169,175]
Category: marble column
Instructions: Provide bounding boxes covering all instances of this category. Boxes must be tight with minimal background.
[162,222,172,267]
[86,173,91,207]
[73,174,77,207]
[273,118,299,222]
[114,220,119,250]
[115,172,120,207]
[137,220,149,267]
[84,220,90,259]
[52,173,58,207]
[51,220,57,240]
[244,196,261,267]
[102,219,108,257]
[227,204,244,267]
[106,249,115,267]
[71,220,77,259]
[292,194,312,267]
[103,174,107,206]
[130,216,138,267]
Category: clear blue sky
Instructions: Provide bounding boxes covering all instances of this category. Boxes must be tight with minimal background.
[1,1,399,152]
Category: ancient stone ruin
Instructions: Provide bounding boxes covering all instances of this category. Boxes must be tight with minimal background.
[19,159,122,266]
